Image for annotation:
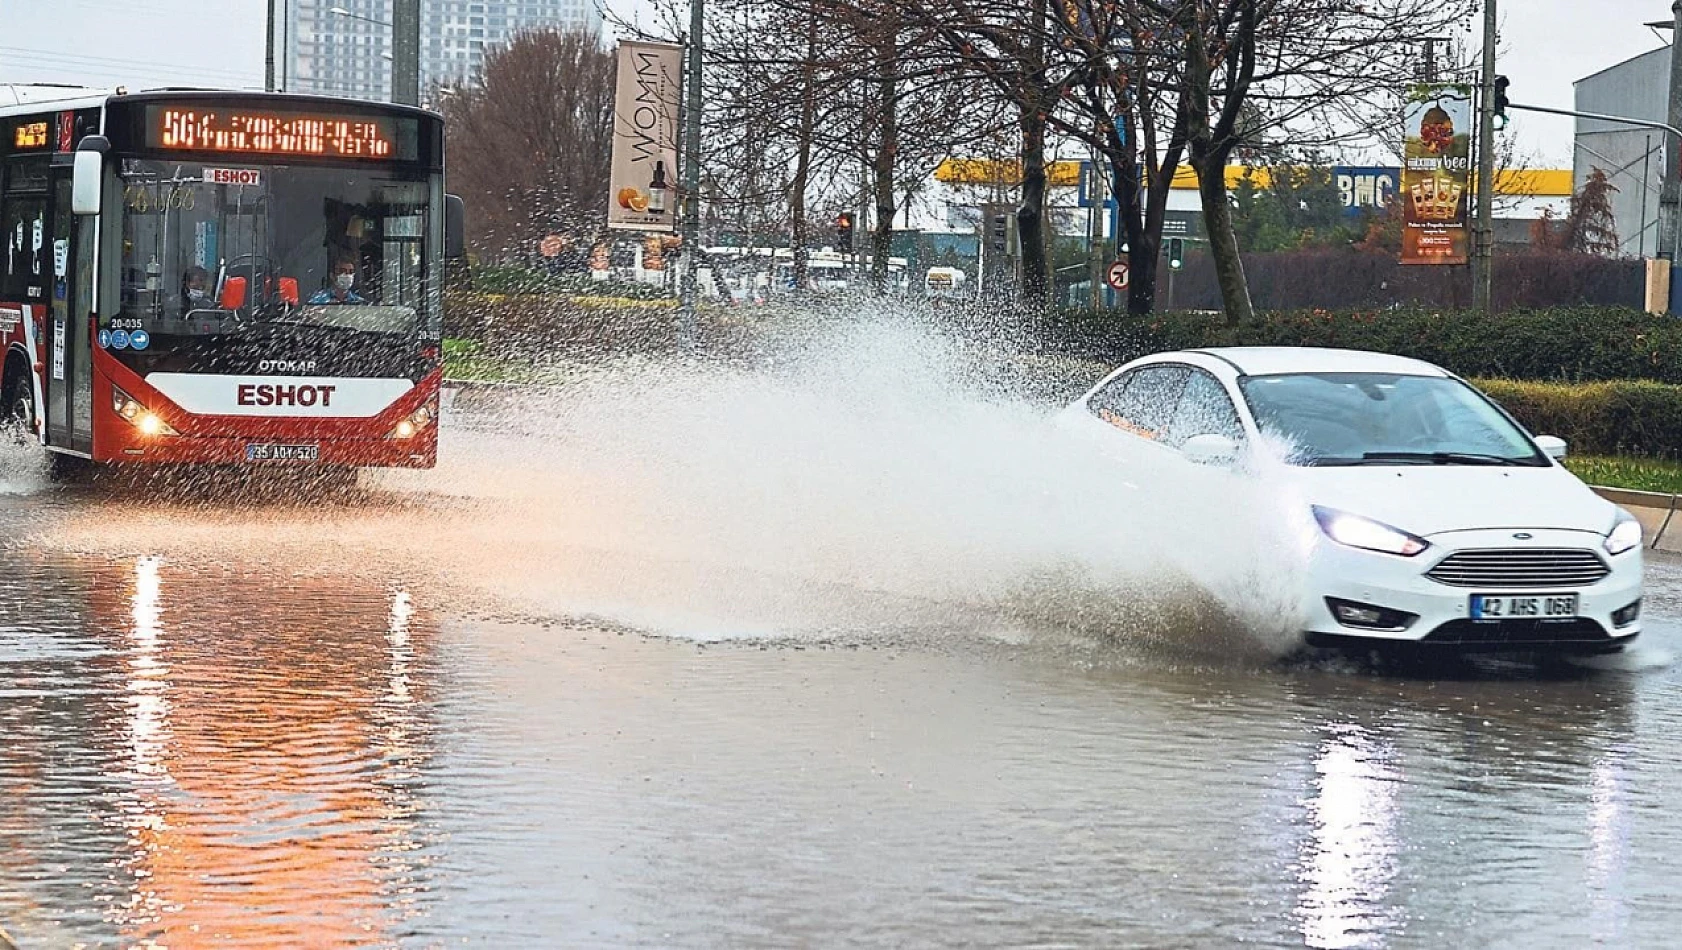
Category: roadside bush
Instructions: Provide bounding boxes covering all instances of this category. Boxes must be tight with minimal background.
[1475,378,1682,460]
[443,289,760,358]
[1036,306,1682,385]
[471,264,672,300]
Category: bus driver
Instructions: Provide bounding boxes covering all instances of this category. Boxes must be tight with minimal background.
[309,258,366,304]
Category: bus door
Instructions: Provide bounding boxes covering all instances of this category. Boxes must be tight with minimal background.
[46,168,94,453]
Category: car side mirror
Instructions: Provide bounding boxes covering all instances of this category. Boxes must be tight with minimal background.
[1183,433,1241,466]
[1535,435,1568,460]
[220,276,247,310]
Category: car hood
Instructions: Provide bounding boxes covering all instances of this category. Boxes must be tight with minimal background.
[1293,465,1616,538]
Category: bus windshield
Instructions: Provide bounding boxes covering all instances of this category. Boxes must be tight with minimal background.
[108,158,439,377]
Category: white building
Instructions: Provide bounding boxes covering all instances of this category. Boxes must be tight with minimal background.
[281,0,603,103]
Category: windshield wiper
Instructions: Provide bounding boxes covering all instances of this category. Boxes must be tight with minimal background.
[1358,451,1534,466]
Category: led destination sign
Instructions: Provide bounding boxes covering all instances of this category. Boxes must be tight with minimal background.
[13,121,48,149]
[149,107,406,160]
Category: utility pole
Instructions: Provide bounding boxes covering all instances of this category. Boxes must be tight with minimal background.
[677,0,703,348]
[1664,0,1682,261]
[392,0,421,106]
[265,0,276,92]
[1472,0,1497,313]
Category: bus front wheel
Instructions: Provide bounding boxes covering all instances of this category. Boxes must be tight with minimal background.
[2,363,34,446]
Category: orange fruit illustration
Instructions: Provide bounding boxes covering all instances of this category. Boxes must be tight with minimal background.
[616,186,639,209]
[627,192,650,213]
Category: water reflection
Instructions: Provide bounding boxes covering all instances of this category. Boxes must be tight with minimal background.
[1296,721,1402,949]
[1586,753,1631,943]
[111,555,175,941]
[0,551,439,947]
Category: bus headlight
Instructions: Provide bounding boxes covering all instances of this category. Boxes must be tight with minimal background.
[385,399,437,440]
[112,386,177,436]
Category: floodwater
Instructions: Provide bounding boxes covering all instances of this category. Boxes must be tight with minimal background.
[4,328,1682,947]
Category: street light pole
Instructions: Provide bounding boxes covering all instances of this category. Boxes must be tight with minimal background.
[1472,0,1497,313]
[329,4,419,105]
[677,0,703,348]
[392,0,421,106]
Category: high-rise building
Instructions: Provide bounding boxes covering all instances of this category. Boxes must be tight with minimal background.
[281,0,604,104]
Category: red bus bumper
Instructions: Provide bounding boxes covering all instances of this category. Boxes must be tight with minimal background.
[88,351,441,469]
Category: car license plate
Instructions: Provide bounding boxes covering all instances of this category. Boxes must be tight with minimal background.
[1469,594,1579,620]
[245,443,319,463]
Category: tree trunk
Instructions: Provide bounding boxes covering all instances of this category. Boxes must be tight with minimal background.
[870,31,898,296]
[789,12,819,294]
[1194,155,1255,324]
[1111,149,1158,315]
[1184,4,1255,325]
[1018,106,1050,303]
[1014,0,1049,304]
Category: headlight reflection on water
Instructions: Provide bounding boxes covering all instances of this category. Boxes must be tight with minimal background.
[114,554,177,942]
[1296,722,1401,950]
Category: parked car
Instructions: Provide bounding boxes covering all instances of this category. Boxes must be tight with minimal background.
[1055,347,1643,656]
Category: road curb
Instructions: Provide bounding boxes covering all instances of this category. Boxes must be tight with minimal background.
[1591,485,1681,552]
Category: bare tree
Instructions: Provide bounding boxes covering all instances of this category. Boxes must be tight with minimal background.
[438,29,616,259]
[1173,0,1477,322]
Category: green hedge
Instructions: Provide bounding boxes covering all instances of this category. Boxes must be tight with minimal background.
[1040,306,1682,384]
[470,264,671,300]
[1475,378,1682,460]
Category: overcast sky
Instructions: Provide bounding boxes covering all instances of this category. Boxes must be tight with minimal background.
[0,0,1672,169]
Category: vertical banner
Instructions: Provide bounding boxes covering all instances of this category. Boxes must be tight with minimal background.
[1401,84,1472,265]
[607,41,681,233]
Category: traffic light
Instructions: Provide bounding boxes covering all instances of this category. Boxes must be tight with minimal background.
[990,211,1009,253]
[836,212,854,250]
[1493,75,1510,129]
[1167,238,1185,270]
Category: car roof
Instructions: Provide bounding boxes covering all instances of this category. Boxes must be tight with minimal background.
[1186,346,1451,378]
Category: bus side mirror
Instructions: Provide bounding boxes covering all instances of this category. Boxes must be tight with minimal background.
[445,194,466,260]
[220,276,247,310]
[72,135,110,216]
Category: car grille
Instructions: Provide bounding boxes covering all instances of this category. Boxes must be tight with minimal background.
[1425,548,1610,588]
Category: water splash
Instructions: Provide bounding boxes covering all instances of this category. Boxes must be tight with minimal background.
[32,306,1315,660]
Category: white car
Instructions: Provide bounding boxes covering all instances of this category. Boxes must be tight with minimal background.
[1057,347,1643,656]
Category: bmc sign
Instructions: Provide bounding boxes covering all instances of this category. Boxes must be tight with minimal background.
[1335,166,1399,216]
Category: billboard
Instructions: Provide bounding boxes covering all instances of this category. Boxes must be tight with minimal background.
[607,41,681,233]
[1400,84,1472,265]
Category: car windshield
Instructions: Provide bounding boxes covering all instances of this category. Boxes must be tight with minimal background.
[1238,372,1548,466]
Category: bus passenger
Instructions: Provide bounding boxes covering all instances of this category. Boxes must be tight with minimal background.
[309,258,365,304]
[181,265,212,312]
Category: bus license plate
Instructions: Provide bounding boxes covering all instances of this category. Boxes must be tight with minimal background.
[246,443,320,463]
[1469,594,1579,620]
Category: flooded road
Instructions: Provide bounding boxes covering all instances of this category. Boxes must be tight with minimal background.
[5,472,1682,948]
[5,351,1682,947]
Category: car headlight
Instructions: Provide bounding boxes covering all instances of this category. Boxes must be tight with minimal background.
[1605,509,1643,556]
[111,386,177,436]
[1312,505,1430,557]
[385,397,438,440]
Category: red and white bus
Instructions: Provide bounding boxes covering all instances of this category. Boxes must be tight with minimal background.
[0,85,462,477]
